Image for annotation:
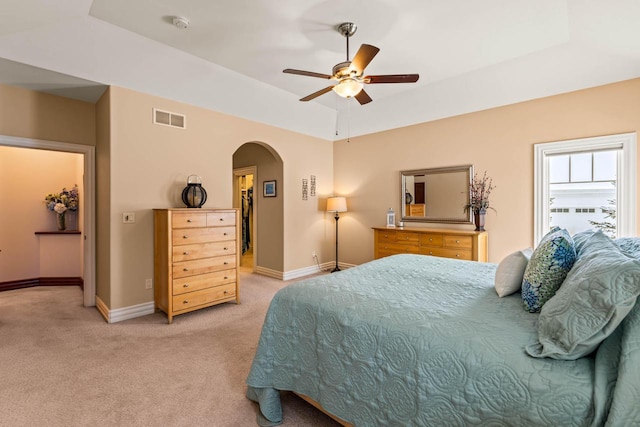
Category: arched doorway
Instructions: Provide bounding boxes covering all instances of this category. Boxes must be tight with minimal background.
[232,142,284,277]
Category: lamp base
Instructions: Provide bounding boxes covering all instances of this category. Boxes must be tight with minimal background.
[331,266,341,273]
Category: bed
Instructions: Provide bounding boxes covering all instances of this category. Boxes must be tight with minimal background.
[246,233,640,426]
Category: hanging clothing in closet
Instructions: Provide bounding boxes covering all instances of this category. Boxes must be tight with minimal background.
[242,188,252,254]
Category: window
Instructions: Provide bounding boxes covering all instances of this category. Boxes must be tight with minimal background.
[534,133,636,243]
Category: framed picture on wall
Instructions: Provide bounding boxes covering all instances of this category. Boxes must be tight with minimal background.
[263,180,277,197]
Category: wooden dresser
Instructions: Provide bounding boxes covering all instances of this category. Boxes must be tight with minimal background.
[154,208,240,323]
[373,227,488,262]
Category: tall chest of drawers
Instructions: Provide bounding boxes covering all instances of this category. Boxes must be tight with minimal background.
[154,208,240,323]
[373,227,488,262]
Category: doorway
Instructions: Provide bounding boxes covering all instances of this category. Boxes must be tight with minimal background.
[234,166,257,272]
[0,134,96,306]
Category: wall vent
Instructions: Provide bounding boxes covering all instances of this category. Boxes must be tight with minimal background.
[153,108,186,129]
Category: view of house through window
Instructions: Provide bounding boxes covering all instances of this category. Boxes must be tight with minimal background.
[534,133,635,245]
[548,150,617,237]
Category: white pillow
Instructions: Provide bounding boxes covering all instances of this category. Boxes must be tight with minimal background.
[495,248,533,297]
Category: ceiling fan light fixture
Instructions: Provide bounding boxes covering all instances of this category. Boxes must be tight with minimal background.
[333,78,363,98]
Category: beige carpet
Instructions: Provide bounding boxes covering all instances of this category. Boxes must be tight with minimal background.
[0,271,340,427]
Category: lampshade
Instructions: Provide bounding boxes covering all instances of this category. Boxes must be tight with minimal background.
[327,196,347,213]
[332,78,363,98]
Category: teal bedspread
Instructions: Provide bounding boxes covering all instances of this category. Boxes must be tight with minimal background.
[246,254,640,426]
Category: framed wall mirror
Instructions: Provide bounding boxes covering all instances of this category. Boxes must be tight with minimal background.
[401,165,473,223]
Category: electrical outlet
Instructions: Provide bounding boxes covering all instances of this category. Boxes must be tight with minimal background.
[145,278,152,289]
[123,212,136,223]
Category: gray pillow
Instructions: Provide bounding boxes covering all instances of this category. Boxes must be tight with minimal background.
[526,231,640,360]
[572,229,597,256]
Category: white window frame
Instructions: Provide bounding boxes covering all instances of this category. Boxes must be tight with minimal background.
[534,133,636,244]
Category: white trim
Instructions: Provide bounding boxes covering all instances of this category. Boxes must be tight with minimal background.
[534,133,636,244]
[96,295,155,323]
[256,262,356,281]
[254,266,283,280]
[0,134,96,307]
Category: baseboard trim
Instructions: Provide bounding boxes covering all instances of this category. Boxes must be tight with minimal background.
[95,296,155,324]
[255,262,356,282]
[0,277,83,292]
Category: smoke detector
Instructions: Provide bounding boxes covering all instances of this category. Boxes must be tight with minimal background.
[172,16,190,29]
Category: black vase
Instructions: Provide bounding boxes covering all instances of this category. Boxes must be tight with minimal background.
[473,209,486,231]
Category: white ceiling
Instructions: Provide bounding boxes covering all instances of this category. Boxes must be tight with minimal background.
[1,1,640,141]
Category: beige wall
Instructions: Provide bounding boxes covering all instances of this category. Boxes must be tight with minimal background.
[0,146,83,281]
[106,86,333,309]
[95,88,111,306]
[0,84,95,145]
[335,78,640,264]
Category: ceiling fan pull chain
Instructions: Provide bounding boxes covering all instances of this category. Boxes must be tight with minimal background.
[347,98,351,143]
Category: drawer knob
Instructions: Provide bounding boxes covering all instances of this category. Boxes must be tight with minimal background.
[384,234,388,238]
[429,251,433,255]
[219,218,224,222]
[405,236,409,240]
[183,300,189,304]
[224,247,229,251]
[187,219,192,223]
[224,276,228,280]
[223,232,228,236]
[183,235,189,239]
[456,240,460,244]
[224,261,229,265]
[183,283,189,288]
[224,290,229,295]
[456,254,460,258]
[183,268,189,272]
[183,251,189,255]
[429,238,433,242]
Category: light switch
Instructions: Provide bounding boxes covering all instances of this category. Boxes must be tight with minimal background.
[123,212,136,223]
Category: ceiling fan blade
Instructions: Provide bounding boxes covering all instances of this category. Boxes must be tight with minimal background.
[300,86,334,101]
[349,44,380,75]
[354,88,372,105]
[364,74,420,84]
[283,69,333,79]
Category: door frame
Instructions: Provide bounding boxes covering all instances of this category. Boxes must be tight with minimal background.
[233,166,257,271]
[0,134,96,306]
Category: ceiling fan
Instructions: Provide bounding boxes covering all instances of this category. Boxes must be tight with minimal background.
[283,22,419,105]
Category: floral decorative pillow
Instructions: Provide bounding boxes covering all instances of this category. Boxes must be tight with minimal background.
[527,231,640,359]
[521,227,576,313]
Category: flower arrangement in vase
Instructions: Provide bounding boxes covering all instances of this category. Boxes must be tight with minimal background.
[464,171,495,231]
[44,185,79,230]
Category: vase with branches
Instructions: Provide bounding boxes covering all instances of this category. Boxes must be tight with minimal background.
[465,171,495,231]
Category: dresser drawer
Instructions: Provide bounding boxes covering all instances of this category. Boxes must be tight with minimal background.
[207,212,236,227]
[396,231,420,243]
[444,235,473,249]
[173,241,237,262]
[378,242,421,254]
[420,233,443,247]
[172,212,207,228]
[172,269,236,295]
[376,230,397,243]
[172,283,236,312]
[172,226,236,245]
[173,254,236,279]
[420,247,472,260]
